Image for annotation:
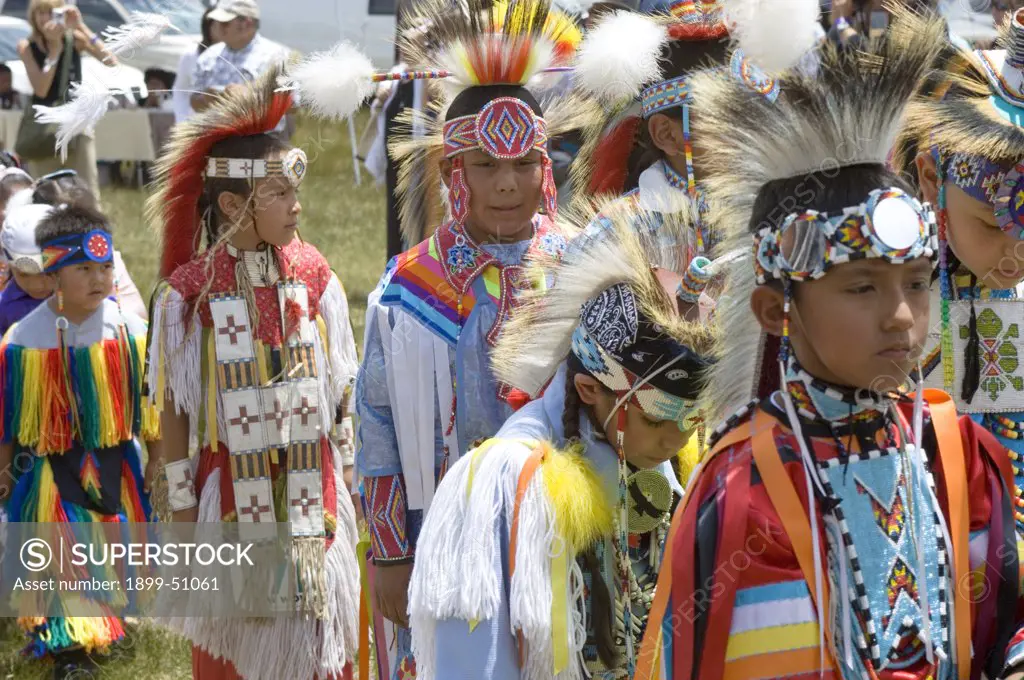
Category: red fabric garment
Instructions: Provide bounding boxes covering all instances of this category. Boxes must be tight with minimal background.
[168,240,332,346]
[664,404,1018,680]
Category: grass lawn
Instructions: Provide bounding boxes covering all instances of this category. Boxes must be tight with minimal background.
[0,111,387,678]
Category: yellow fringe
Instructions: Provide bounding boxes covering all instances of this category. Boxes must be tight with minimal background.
[206,331,218,449]
[18,350,42,448]
[90,344,117,446]
[154,288,170,414]
[676,430,702,488]
[542,445,614,553]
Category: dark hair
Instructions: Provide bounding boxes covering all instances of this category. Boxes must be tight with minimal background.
[144,68,175,91]
[31,171,98,211]
[749,163,914,234]
[0,63,11,77]
[445,85,543,122]
[200,8,217,54]
[199,133,291,245]
[562,355,617,669]
[0,173,32,206]
[35,202,113,248]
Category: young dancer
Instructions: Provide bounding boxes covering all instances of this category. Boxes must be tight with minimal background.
[0,202,158,679]
[408,203,714,680]
[636,10,1024,679]
[570,0,820,309]
[0,203,56,335]
[145,67,361,680]
[894,7,1024,533]
[348,0,589,676]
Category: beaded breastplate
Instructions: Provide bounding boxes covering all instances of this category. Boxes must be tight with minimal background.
[816,447,953,678]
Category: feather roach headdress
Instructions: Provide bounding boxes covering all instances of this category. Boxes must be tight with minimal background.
[573,0,819,201]
[147,64,298,278]
[570,0,822,201]
[690,5,947,425]
[281,0,594,248]
[493,192,716,403]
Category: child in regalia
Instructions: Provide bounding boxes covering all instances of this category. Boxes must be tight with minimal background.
[145,67,361,680]
[408,203,714,680]
[893,8,1024,535]
[636,9,1024,680]
[307,0,590,675]
[0,202,159,678]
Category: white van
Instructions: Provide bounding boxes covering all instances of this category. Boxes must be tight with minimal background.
[254,0,396,68]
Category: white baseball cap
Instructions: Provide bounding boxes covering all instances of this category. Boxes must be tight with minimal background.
[1,204,52,274]
[208,0,260,22]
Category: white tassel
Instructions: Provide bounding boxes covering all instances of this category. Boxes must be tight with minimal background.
[723,0,822,74]
[33,82,114,161]
[101,12,179,57]
[279,43,375,121]
[573,11,668,104]
[779,359,828,678]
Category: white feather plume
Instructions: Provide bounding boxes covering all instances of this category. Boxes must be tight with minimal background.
[32,82,116,161]
[723,0,821,74]
[279,43,376,120]
[574,11,668,104]
[101,12,178,57]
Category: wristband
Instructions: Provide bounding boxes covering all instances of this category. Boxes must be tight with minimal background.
[834,16,851,32]
[89,34,100,45]
[165,458,198,511]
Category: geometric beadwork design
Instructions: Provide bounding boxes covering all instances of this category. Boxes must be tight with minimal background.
[817,448,952,675]
[442,97,548,160]
[474,97,538,160]
[366,474,410,562]
[951,299,1024,412]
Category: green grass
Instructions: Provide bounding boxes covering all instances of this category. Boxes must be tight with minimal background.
[0,111,386,677]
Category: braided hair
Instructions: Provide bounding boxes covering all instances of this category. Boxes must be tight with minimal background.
[564,354,618,669]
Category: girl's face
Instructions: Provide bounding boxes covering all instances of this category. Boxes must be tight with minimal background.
[218,157,302,249]
[574,373,690,470]
[251,175,301,247]
[53,260,114,314]
[12,268,54,300]
[916,151,1024,289]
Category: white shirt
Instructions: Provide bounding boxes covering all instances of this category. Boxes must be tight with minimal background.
[172,47,202,124]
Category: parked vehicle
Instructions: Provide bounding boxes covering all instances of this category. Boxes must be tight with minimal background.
[3,0,209,72]
[0,15,147,97]
[248,0,395,68]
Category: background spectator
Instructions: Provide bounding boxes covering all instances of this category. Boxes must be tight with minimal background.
[172,8,222,124]
[0,64,21,110]
[141,68,175,110]
[190,0,290,134]
[16,0,114,201]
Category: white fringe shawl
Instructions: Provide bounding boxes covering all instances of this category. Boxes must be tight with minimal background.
[163,445,361,679]
[409,438,586,680]
[318,273,360,414]
[147,286,202,431]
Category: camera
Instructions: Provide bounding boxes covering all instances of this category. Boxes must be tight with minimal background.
[52,7,66,26]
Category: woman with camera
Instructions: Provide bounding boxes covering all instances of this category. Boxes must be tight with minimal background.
[15,0,114,201]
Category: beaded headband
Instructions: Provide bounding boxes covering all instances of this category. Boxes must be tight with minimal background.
[41,229,114,274]
[442,97,548,159]
[754,187,938,284]
[640,52,779,118]
[204,147,308,187]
